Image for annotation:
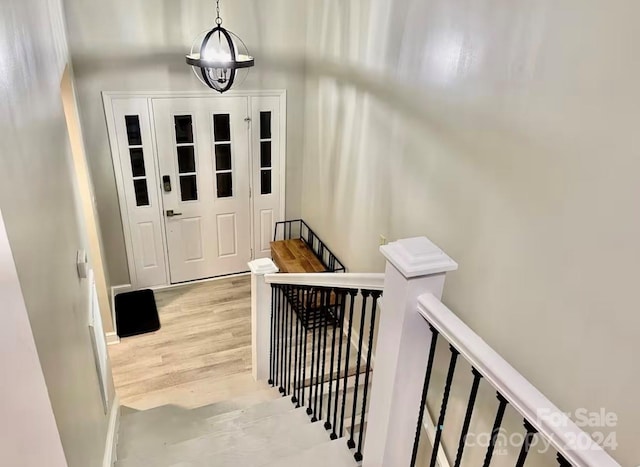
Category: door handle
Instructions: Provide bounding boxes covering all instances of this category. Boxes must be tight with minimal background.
[166,210,183,217]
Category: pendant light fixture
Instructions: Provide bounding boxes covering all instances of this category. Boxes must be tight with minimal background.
[186,0,254,93]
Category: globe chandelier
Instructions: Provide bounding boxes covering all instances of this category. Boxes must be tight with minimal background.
[185,0,255,93]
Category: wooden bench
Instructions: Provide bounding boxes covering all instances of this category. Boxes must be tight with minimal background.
[271,239,343,329]
[270,239,327,273]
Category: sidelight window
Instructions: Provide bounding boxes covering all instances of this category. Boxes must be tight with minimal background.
[259,111,272,195]
[125,115,149,206]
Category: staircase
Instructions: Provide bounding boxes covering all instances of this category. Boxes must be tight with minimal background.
[114,236,620,467]
[115,385,361,467]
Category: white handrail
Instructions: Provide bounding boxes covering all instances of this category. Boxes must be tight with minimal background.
[417,293,620,467]
[264,272,385,291]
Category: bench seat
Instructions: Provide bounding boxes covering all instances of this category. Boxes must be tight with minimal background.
[270,239,327,273]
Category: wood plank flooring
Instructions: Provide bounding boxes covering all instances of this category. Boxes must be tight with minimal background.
[108,276,264,410]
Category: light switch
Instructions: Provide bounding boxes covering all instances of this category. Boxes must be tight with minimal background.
[76,249,88,279]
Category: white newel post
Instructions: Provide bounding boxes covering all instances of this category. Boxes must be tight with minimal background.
[362,237,458,467]
[248,258,279,381]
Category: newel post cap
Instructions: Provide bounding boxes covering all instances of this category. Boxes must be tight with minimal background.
[248,258,279,275]
[380,237,458,278]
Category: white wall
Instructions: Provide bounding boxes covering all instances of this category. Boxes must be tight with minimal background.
[302,0,638,464]
[63,0,308,287]
[0,210,68,467]
[0,0,116,465]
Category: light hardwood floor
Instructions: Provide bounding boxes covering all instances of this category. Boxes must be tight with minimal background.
[108,275,266,411]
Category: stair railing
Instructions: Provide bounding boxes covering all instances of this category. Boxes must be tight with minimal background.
[362,237,620,467]
[249,262,383,460]
[250,236,620,466]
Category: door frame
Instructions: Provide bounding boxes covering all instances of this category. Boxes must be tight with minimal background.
[103,90,287,289]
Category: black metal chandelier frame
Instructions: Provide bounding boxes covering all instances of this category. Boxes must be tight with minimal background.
[185,0,254,93]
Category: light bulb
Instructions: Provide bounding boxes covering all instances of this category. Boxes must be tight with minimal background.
[202,48,231,63]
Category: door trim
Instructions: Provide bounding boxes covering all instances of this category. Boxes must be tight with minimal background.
[103,90,287,289]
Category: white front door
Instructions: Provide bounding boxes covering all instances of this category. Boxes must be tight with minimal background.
[153,97,252,283]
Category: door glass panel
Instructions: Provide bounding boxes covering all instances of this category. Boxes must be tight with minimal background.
[213,114,231,142]
[261,169,272,195]
[216,173,233,198]
[213,113,233,199]
[177,146,196,173]
[260,111,271,139]
[180,175,198,201]
[215,144,232,171]
[133,179,150,206]
[174,115,194,144]
[260,141,271,168]
[129,148,146,177]
[125,115,142,145]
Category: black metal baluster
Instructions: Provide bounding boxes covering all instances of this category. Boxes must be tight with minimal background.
[515,420,538,467]
[292,287,302,406]
[324,290,342,431]
[268,287,276,386]
[299,287,308,405]
[282,285,290,395]
[294,287,304,407]
[331,291,347,439]
[557,453,571,467]
[292,287,302,408]
[429,345,460,467]
[308,289,318,416]
[453,368,483,467]
[297,288,306,405]
[482,393,509,467]
[280,285,289,397]
[410,325,440,467]
[339,290,357,437]
[318,288,330,421]
[287,286,294,396]
[301,288,309,410]
[312,289,326,421]
[281,285,288,393]
[354,290,381,461]
[279,286,287,394]
[347,291,368,449]
[273,286,280,388]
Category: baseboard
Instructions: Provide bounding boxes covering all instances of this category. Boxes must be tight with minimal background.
[103,394,120,467]
[150,271,250,292]
[110,284,132,342]
[106,332,120,346]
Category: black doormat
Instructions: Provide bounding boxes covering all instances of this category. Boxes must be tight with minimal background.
[115,289,161,338]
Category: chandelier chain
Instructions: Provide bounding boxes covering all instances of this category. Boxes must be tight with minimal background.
[215,0,222,25]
